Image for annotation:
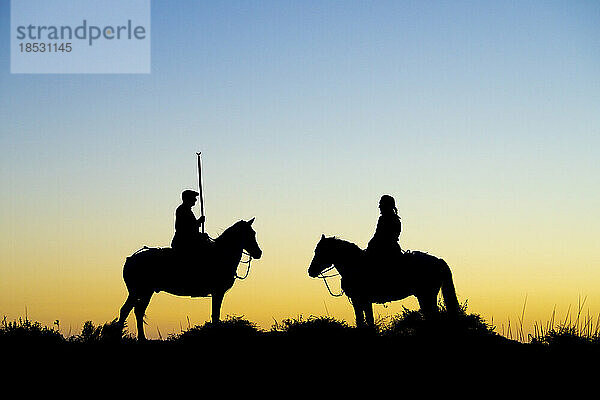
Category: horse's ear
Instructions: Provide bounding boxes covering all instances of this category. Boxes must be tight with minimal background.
[321,234,325,240]
[248,217,255,226]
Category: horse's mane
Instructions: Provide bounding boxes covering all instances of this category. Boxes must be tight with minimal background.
[214,220,246,243]
[326,236,364,255]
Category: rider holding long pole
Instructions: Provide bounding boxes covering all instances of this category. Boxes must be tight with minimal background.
[170,153,209,256]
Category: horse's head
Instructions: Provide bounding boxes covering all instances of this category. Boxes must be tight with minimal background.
[241,217,262,259]
[308,234,334,278]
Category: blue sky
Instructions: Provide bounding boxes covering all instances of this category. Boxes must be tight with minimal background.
[2,1,598,236]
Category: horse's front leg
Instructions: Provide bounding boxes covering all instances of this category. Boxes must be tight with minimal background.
[352,298,366,328]
[211,291,224,324]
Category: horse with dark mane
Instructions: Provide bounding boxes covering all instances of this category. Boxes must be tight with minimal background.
[117,218,262,340]
[308,235,459,328]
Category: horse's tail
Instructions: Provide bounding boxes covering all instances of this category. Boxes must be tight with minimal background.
[440,260,460,316]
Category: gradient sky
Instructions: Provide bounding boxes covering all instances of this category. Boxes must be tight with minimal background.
[1,1,599,339]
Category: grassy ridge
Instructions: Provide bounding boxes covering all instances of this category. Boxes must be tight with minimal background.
[2,305,599,350]
[3,308,599,385]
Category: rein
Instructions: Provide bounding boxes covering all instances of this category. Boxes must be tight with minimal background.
[235,250,253,280]
[318,266,344,297]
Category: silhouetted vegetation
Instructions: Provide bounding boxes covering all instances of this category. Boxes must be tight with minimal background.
[167,315,261,343]
[269,315,364,342]
[380,304,495,337]
[0,316,63,344]
[68,319,136,344]
[2,305,599,354]
[532,326,600,348]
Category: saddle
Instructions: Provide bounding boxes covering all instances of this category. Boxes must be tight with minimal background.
[364,246,403,267]
[131,233,215,268]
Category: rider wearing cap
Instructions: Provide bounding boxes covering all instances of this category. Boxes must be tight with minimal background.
[366,194,402,261]
[171,190,206,254]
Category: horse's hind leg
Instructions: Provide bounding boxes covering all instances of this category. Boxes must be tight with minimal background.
[134,293,153,341]
[118,293,136,328]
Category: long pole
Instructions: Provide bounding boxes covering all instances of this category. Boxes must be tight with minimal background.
[196,152,205,234]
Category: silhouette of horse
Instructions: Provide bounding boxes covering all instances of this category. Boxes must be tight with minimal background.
[117,218,262,340]
[308,235,459,328]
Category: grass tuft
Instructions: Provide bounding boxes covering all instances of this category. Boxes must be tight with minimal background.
[270,315,353,337]
[167,315,261,343]
[379,302,499,343]
[0,316,63,344]
[68,319,136,344]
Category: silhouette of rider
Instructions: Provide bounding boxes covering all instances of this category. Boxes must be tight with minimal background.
[366,195,402,263]
[171,190,209,256]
